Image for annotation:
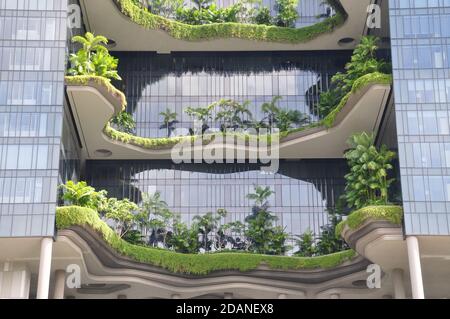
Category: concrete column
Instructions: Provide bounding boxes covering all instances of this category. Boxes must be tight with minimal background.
[53,270,66,299]
[406,236,425,299]
[330,293,340,299]
[36,237,53,299]
[392,268,406,299]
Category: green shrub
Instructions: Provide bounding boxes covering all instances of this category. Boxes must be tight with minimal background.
[335,205,403,238]
[343,132,396,209]
[115,0,347,43]
[56,206,357,275]
[68,32,121,81]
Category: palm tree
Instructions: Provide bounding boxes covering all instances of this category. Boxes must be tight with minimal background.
[275,109,310,132]
[185,104,214,134]
[261,96,282,130]
[140,192,169,244]
[159,108,178,137]
[246,185,274,207]
[71,32,108,60]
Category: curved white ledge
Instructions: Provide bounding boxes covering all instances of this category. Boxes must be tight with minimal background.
[66,80,391,160]
[80,0,372,52]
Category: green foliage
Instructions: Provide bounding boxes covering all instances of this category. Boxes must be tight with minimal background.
[59,181,107,210]
[176,2,242,25]
[159,108,179,137]
[111,111,136,134]
[103,197,139,238]
[116,0,347,43]
[68,32,121,81]
[260,96,309,131]
[252,6,272,25]
[321,72,392,128]
[335,205,403,238]
[214,99,253,130]
[168,215,201,254]
[344,132,396,209]
[245,186,288,255]
[56,206,357,274]
[149,0,184,18]
[316,201,348,255]
[318,36,388,118]
[275,0,299,28]
[193,209,228,252]
[295,229,317,257]
[138,191,171,246]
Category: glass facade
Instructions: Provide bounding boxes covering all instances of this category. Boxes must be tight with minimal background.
[390,0,450,234]
[86,160,347,237]
[0,0,67,237]
[114,51,350,138]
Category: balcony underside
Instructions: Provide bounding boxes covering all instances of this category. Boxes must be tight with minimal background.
[79,0,371,52]
[66,79,391,161]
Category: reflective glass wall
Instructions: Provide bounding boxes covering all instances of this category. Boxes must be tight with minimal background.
[86,160,347,236]
[390,0,450,234]
[0,0,67,237]
[114,51,350,138]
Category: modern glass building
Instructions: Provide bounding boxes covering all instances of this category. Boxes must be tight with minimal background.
[0,0,450,300]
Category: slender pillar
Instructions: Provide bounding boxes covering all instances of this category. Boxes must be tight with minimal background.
[53,270,66,299]
[36,237,53,299]
[392,269,406,299]
[406,236,425,299]
[330,293,340,299]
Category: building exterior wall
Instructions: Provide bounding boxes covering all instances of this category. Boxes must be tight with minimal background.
[86,159,347,237]
[0,0,68,237]
[390,0,450,234]
[114,51,351,138]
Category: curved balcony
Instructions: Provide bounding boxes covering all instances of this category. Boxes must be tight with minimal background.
[78,0,371,52]
[65,73,392,160]
[52,206,379,299]
[336,205,408,274]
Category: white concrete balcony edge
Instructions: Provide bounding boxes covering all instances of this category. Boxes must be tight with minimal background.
[79,0,372,53]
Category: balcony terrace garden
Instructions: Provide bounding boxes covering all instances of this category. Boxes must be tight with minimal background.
[66,33,392,151]
[118,0,347,43]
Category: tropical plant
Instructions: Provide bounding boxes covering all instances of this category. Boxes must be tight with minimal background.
[252,6,272,25]
[318,36,387,118]
[261,96,308,132]
[185,104,215,133]
[295,229,317,257]
[168,215,200,253]
[214,99,253,131]
[138,191,170,244]
[344,132,396,209]
[59,181,106,210]
[245,186,288,255]
[316,201,348,255]
[193,209,227,252]
[159,108,178,137]
[103,198,139,238]
[68,32,121,81]
[275,0,299,28]
[148,0,184,18]
[111,111,136,134]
